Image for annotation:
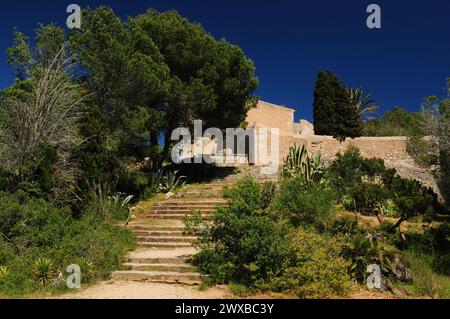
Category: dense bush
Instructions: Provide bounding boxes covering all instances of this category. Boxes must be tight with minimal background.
[328,147,440,228]
[0,192,135,296]
[273,176,336,228]
[270,227,353,298]
[349,183,391,217]
[192,177,290,286]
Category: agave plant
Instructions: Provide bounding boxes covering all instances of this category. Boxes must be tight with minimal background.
[33,258,55,285]
[158,170,187,193]
[281,144,326,186]
[108,193,134,209]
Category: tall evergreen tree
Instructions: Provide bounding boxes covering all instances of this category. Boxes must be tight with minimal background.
[313,70,362,141]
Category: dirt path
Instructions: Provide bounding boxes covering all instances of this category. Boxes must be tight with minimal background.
[62,282,231,299]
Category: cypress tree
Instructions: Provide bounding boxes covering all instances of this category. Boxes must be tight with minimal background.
[313,70,362,141]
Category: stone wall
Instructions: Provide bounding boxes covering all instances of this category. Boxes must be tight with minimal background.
[274,133,439,195]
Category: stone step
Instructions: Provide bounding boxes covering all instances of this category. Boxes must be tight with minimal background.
[136,242,193,248]
[128,257,188,265]
[148,209,215,214]
[174,194,223,199]
[162,200,226,205]
[144,214,212,220]
[136,236,196,243]
[131,230,184,237]
[111,270,204,285]
[151,203,216,210]
[123,263,197,273]
[127,225,186,232]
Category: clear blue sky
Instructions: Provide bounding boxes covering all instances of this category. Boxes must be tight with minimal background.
[0,0,449,122]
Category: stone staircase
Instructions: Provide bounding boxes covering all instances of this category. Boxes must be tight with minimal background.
[112,166,278,285]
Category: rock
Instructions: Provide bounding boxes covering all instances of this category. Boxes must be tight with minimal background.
[165,192,175,200]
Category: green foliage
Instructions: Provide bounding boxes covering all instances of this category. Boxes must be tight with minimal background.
[273,177,336,228]
[259,181,277,211]
[86,182,133,221]
[281,144,325,186]
[347,86,380,117]
[158,170,186,193]
[328,147,439,227]
[32,258,55,285]
[270,227,353,298]
[192,177,290,286]
[363,107,424,136]
[313,70,362,141]
[402,249,443,298]
[69,7,258,162]
[78,258,96,283]
[183,210,204,237]
[406,135,437,167]
[229,282,252,297]
[341,233,400,283]
[0,192,135,295]
[349,183,391,216]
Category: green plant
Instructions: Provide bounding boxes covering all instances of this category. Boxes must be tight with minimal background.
[78,258,96,283]
[259,181,277,210]
[384,202,401,218]
[313,70,363,141]
[402,250,439,298]
[281,144,325,186]
[229,282,252,297]
[183,210,204,237]
[158,170,186,193]
[273,177,335,228]
[328,146,440,230]
[342,232,402,283]
[106,192,134,220]
[192,177,290,287]
[350,183,391,218]
[347,86,380,116]
[270,227,353,298]
[33,258,55,285]
[0,266,9,282]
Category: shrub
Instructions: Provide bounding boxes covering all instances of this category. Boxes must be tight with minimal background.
[273,176,335,228]
[192,177,290,287]
[259,181,277,210]
[0,192,135,295]
[349,183,391,216]
[270,227,353,298]
[193,210,290,286]
[402,249,439,298]
[328,146,440,229]
[32,258,55,285]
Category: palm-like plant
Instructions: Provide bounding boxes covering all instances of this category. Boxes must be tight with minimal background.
[347,87,380,116]
[33,258,55,285]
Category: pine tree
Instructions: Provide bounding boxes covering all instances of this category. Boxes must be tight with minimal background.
[313,70,362,141]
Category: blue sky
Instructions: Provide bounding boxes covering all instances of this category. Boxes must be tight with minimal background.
[0,0,449,121]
